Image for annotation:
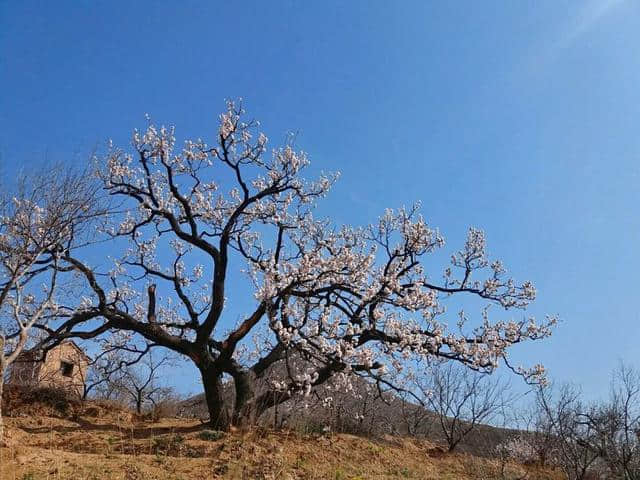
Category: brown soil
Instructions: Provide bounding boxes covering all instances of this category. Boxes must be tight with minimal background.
[1,412,564,480]
[0,388,563,480]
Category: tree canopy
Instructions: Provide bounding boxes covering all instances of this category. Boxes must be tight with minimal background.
[38,101,555,428]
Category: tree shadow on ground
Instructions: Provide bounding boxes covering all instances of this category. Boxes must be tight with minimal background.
[19,417,205,438]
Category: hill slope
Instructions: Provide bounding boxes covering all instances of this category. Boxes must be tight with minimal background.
[1,412,562,480]
[0,386,563,479]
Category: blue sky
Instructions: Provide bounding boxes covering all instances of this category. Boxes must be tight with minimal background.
[1,1,639,400]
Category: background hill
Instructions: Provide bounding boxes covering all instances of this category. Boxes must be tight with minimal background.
[175,373,521,459]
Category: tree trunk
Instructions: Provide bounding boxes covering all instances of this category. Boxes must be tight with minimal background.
[0,372,4,443]
[136,395,142,415]
[201,367,229,430]
[231,369,258,427]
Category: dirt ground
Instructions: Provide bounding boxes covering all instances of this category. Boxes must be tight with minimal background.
[0,413,565,480]
[0,391,563,480]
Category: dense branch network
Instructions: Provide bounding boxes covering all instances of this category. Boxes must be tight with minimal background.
[39,101,555,425]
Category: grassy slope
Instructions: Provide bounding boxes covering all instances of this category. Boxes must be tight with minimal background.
[1,414,563,480]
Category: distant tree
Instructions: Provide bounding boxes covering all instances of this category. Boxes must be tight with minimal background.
[0,168,101,440]
[413,362,514,452]
[398,391,433,437]
[312,377,393,436]
[511,399,558,467]
[115,350,175,414]
[81,349,125,401]
[535,384,600,480]
[587,363,640,479]
[79,335,152,401]
[496,435,537,480]
[40,101,556,429]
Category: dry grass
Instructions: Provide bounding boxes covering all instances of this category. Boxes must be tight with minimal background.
[0,391,564,480]
[1,414,565,480]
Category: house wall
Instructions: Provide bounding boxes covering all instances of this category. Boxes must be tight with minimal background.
[37,342,88,396]
[8,354,41,386]
[7,343,89,396]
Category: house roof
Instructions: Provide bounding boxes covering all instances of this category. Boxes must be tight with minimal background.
[57,341,92,363]
[17,340,91,364]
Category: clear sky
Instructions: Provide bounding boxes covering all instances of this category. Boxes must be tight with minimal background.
[1,1,639,400]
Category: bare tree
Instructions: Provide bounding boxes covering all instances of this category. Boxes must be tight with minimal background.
[587,363,640,479]
[256,365,401,436]
[115,350,175,414]
[495,435,537,480]
[416,362,514,452]
[535,384,600,480]
[521,367,640,480]
[81,349,124,401]
[310,378,394,436]
[78,336,152,401]
[510,400,558,467]
[0,168,101,440]
[397,391,433,437]
[40,101,555,429]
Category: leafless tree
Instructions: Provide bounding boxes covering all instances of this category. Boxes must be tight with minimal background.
[535,384,600,480]
[78,337,153,401]
[255,368,402,436]
[495,434,537,480]
[415,362,514,452]
[81,350,124,401]
[0,167,102,440]
[397,389,433,437]
[315,379,394,436]
[510,400,558,467]
[115,350,175,414]
[587,363,640,479]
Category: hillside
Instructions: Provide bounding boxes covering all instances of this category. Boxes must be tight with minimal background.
[0,416,561,480]
[0,389,563,480]
[176,380,522,458]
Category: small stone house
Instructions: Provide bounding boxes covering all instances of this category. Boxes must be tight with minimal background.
[8,341,90,397]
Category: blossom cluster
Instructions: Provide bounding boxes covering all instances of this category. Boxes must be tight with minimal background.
[67,101,557,399]
[496,435,539,464]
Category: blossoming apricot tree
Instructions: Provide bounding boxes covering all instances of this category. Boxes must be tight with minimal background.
[46,101,555,428]
[0,169,101,440]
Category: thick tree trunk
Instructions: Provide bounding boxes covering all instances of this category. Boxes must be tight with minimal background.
[231,369,258,427]
[200,367,229,430]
